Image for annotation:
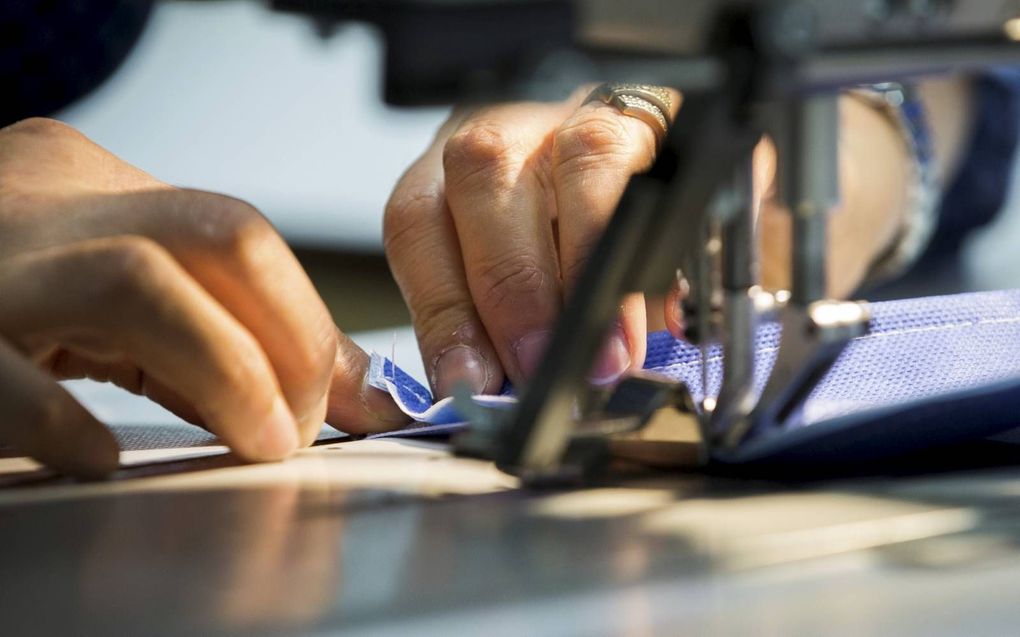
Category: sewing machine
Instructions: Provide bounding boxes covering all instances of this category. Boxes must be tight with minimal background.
[278,0,1020,484]
[8,5,1020,634]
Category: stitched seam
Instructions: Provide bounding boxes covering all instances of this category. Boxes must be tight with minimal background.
[650,315,1020,370]
[382,363,432,405]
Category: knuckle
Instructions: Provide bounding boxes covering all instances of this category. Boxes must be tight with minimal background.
[442,123,522,188]
[383,186,444,256]
[0,119,83,206]
[88,236,174,310]
[96,235,170,281]
[406,276,465,325]
[175,191,283,277]
[473,253,552,312]
[180,191,275,252]
[553,112,632,167]
[411,290,479,352]
[2,117,78,141]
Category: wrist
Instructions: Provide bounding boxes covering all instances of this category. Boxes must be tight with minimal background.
[845,84,939,287]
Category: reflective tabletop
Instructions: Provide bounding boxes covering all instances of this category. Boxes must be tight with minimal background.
[5,435,1020,636]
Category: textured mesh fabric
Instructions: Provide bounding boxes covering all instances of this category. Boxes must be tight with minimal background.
[110,424,219,450]
[368,289,1020,463]
[102,424,346,452]
[644,288,1020,425]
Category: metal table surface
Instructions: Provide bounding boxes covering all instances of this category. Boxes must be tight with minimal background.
[5,435,1020,637]
[2,329,1020,636]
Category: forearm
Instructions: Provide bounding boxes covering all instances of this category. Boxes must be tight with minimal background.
[760,78,974,297]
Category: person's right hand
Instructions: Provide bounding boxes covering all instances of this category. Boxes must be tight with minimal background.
[385,84,943,400]
[0,118,407,477]
[384,87,683,399]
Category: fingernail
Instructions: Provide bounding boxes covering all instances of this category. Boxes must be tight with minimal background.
[589,326,631,385]
[433,345,490,398]
[255,396,299,459]
[513,330,552,378]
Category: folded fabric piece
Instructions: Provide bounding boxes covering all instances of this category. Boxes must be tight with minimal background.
[367,354,516,425]
[367,289,1020,464]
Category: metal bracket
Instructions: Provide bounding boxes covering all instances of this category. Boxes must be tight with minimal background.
[452,374,707,486]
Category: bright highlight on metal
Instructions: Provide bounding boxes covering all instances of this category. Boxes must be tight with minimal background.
[1005,17,1020,41]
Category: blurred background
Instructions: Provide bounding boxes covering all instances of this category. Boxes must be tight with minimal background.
[9,0,1020,333]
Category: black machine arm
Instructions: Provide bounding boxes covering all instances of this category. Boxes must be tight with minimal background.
[272,0,1020,103]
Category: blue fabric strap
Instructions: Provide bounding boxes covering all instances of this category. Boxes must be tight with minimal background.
[366,289,1020,464]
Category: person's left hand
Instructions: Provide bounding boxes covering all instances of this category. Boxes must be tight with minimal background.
[0,118,408,476]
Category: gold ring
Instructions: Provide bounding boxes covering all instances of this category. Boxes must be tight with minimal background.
[584,83,675,144]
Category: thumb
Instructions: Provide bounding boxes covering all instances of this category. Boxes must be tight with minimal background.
[324,328,410,435]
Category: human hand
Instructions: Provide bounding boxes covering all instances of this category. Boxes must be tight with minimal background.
[0,118,406,477]
[385,86,689,398]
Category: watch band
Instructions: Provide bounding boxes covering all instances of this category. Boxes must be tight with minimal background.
[848,83,941,285]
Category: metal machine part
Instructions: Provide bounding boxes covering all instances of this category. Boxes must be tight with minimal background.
[275,0,1020,483]
[273,0,1020,104]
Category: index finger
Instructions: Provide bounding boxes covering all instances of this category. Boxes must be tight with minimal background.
[550,89,682,376]
[441,103,575,384]
[55,190,350,443]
